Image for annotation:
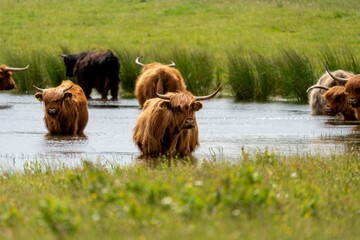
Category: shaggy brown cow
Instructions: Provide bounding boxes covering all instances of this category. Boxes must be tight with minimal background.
[307,67,353,115]
[61,50,120,99]
[34,80,88,135]
[307,85,356,120]
[326,66,360,120]
[133,86,221,157]
[0,65,29,90]
[134,57,187,108]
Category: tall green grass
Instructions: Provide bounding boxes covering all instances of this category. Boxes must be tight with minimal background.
[2,45,360,101]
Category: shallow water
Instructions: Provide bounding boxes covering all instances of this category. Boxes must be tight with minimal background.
[1,93,360,171]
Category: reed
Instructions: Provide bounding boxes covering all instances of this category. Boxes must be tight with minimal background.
[277,49,316,102]
[171,47,216,95]
[114,48,141,97]
[227,49,255,101]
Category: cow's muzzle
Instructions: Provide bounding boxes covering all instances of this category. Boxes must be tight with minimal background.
[325,105,336,116]
[47,108,57,116]
[183,118,195,129]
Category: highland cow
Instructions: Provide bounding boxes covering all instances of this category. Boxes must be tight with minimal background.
[61,50,120,99]
[307,85,356,120]
[0,65,29,90]
[34,80,88,135]
[134,57,187,108]
[133,86,221,157]
[308,67,353,115]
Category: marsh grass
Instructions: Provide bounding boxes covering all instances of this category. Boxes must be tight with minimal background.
[227,49,255,101]
[277,49,316,102]
[113,48,140,97]
[1,152,359,239]
[171,47,216,95]
[319,45,360,74]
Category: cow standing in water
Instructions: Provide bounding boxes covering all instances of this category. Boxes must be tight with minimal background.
[134,57,187,108]
[0,65,29,90]
[34,80,88,135]
[307,66,353,115]
[133,86,221,158]
[60,50,120,99]
[307,85,356,120]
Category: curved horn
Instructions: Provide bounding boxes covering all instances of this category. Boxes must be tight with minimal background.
[154,89,171,100]
[62,85,73,93]
[4,65,29,72]
[33,85,45,92]
[326,63,348,83]
[306,85,330,93]
[167,61,176,67]
[59,54,67,58]
[195,85,222,101]
[135,56,145,67]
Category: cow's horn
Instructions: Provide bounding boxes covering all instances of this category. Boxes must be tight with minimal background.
[59,54,67,58]
[33,85,45,92]
[167,61,176,67]
[63,85,73,93]
[135,57,145,67]
[154,91,171,100]
[306,85,330,93]
[326,63,348,83]
[195,85,222,101]
[4,65,29,71]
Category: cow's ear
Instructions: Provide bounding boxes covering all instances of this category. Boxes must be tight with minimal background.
[193,102,203,111]
[160,101,171,110]
[35,93,43,101]
[63,92,73,101]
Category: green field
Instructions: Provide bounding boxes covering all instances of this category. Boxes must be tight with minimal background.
[1,152,359,240]
[1,0,360,100]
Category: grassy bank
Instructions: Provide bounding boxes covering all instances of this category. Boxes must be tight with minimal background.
[0,152,359,239]
[1,0,360,100]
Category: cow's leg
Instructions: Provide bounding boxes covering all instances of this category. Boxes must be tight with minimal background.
[110,76,120,100]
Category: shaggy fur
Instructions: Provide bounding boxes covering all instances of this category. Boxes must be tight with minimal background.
[0,65,16,90]
[322,86,356,120]
[345,76,360,120]
[135,63,187,108]
[309,70,354,115]
[133,91,202,157]
[35,80,88,135]
[62,50,120,99]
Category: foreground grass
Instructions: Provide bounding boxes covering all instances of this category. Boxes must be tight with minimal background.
[0,152,359,239]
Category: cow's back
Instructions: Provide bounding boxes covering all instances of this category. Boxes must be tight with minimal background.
[135,65,187,107]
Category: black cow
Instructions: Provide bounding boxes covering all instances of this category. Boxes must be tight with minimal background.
[60,50,120,99]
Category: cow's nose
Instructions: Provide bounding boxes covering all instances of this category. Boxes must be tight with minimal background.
[184,118,195,128]
[48,108,57,115]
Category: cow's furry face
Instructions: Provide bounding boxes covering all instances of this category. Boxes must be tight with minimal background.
[0,67,15,90]
[345,77,360,108]
[323,86,348,115]
[35,90,72,118]
[161,92,203,131]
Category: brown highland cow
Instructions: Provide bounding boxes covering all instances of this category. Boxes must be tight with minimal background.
[307,85,356,120]
[308,68,353,115]
[133,86,221,157]
[0,65,29,90]
[34,80,88,135]
[134,57,187,108]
